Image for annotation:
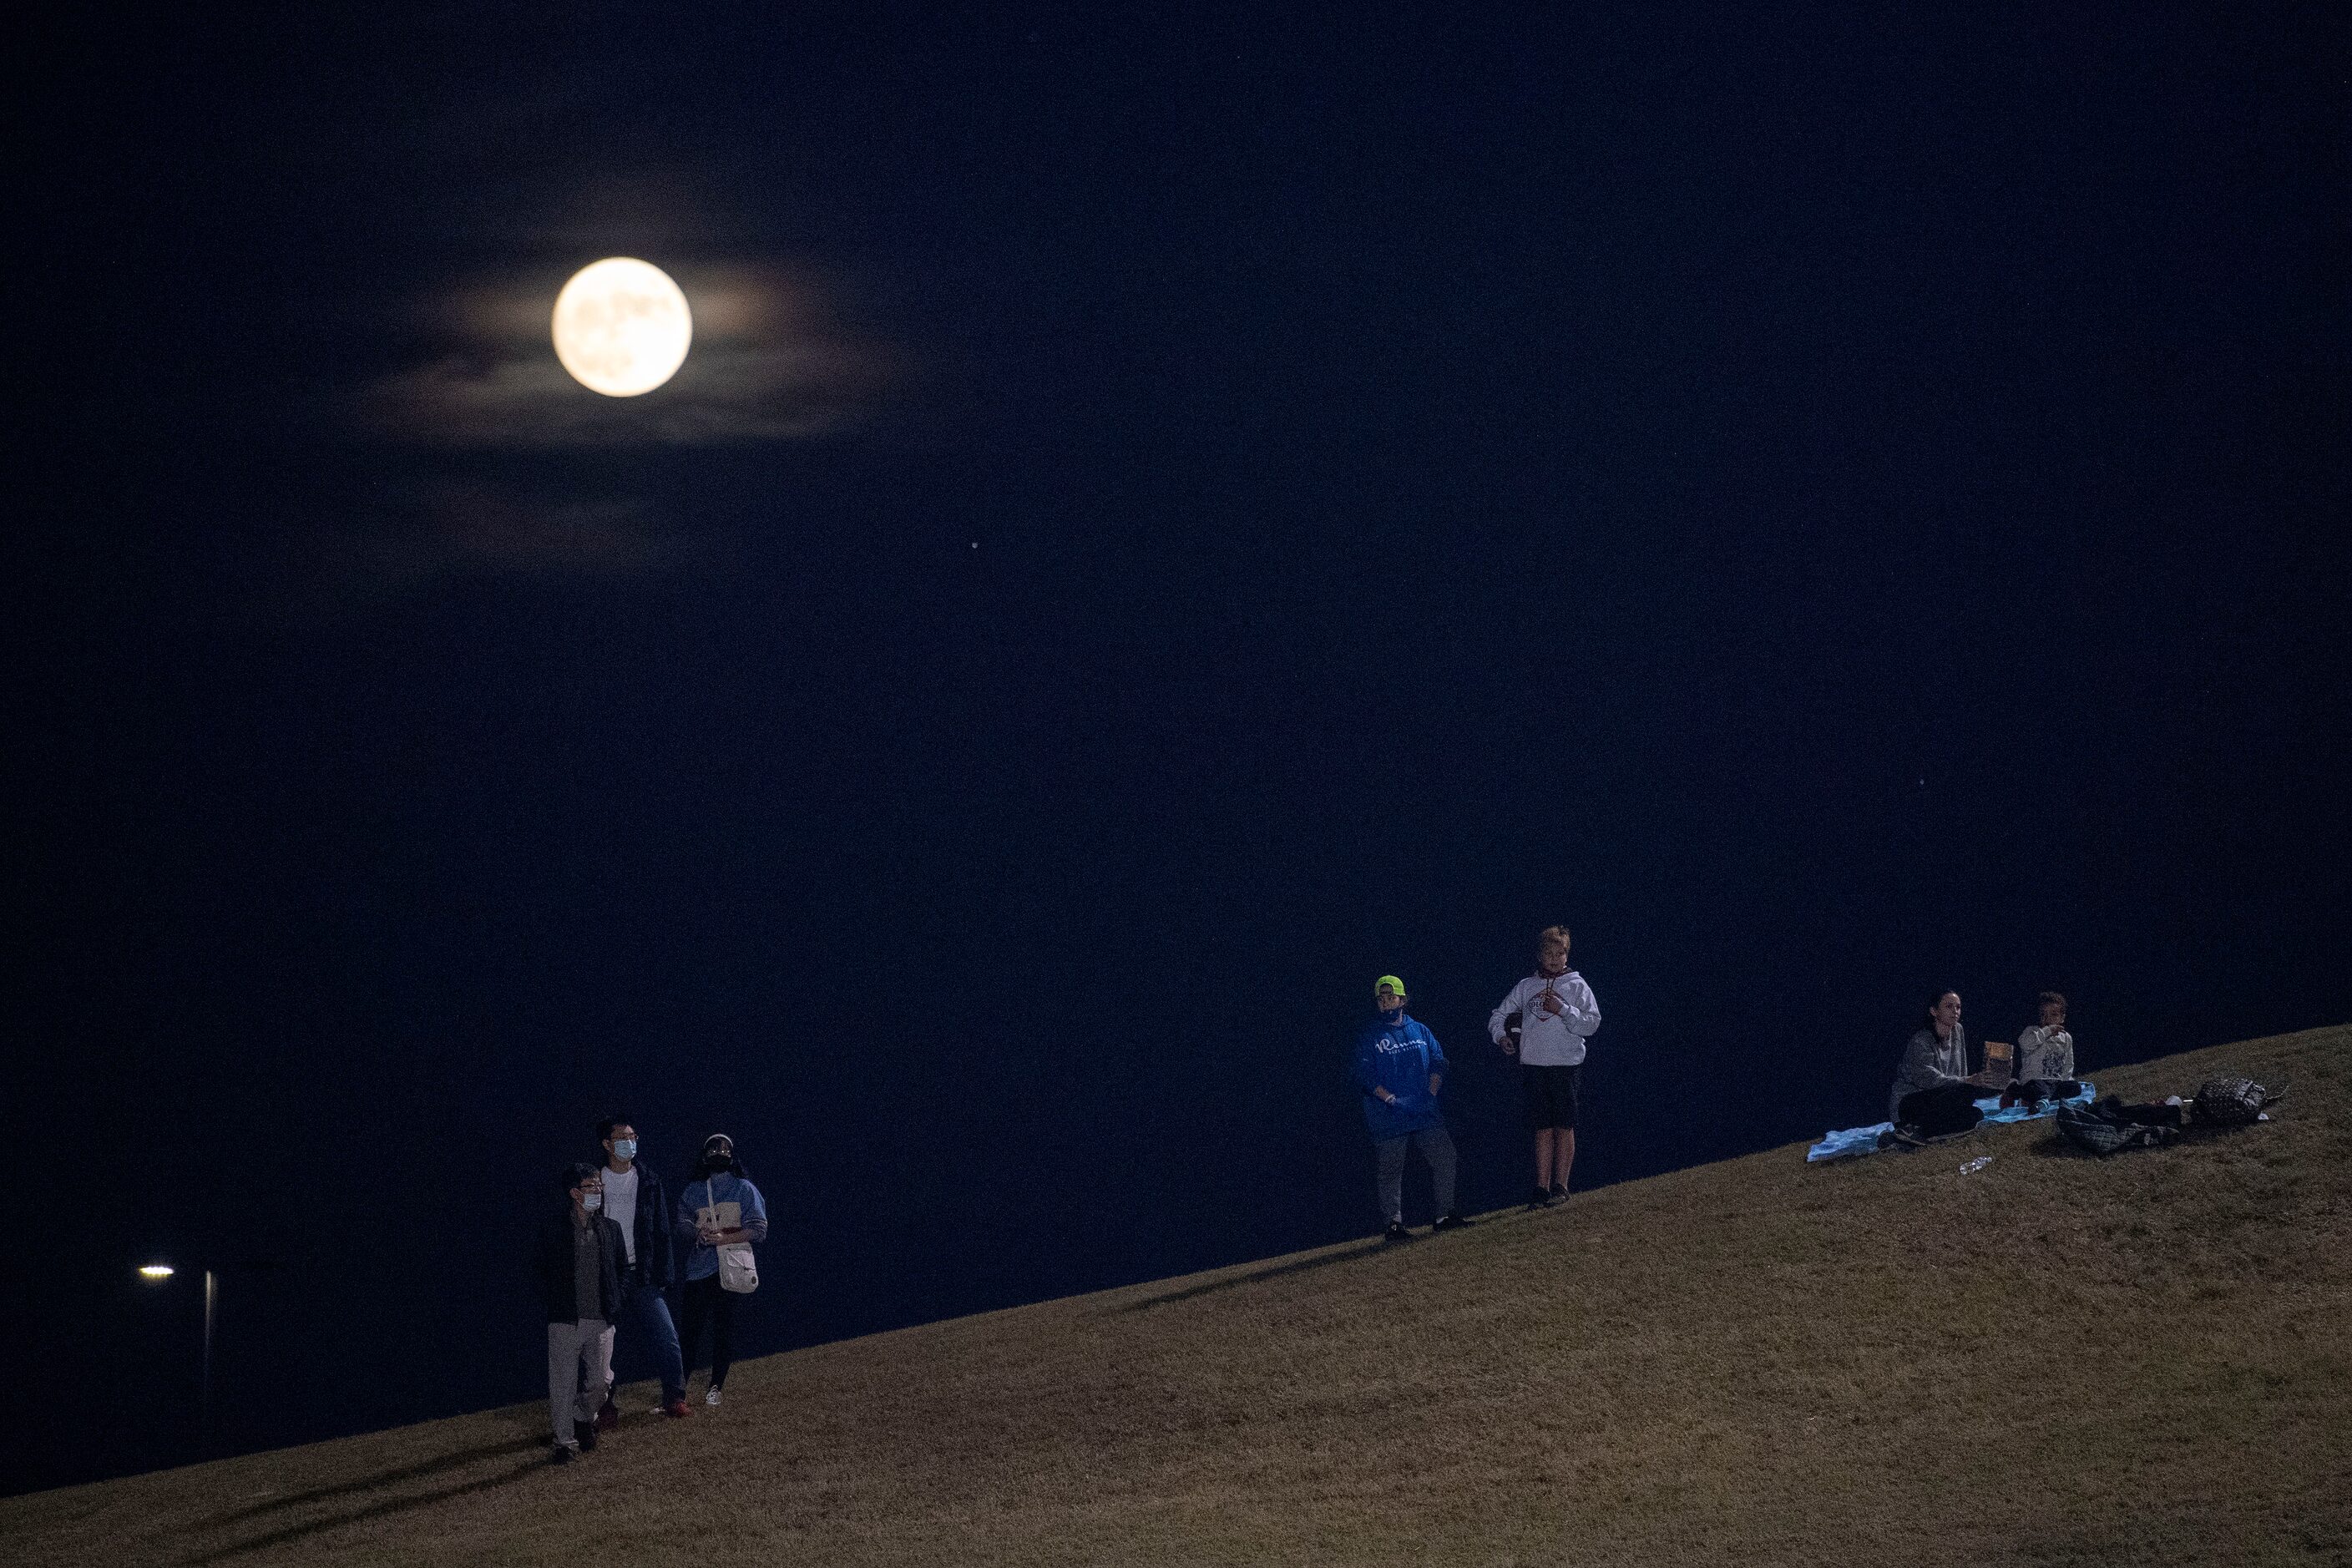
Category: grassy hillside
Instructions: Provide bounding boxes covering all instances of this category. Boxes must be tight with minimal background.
[8,1026,2347,1567]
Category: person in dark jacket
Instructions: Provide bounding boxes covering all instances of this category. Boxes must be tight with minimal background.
[1352,974,1473,1241]
[588,1118,689,1424]
[537,1161,625,1462]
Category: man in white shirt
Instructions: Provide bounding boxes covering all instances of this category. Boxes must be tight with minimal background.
[591,1118,689,1424]
[1488,925,1603,1208]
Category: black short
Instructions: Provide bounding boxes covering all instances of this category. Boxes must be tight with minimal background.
[1521,1063,1581,1131]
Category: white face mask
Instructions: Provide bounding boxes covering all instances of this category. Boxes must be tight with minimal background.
[582,1192,604,1213]
[610,1139,637,1161]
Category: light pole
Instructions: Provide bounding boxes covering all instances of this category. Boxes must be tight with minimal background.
[136,1263,219,1450]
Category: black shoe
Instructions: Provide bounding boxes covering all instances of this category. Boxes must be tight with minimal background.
[1383,1220,1411,1243]
[1549,1182,1568,1204]
[1431,1212,1475,1232]
[551,1444,578,1465]
[574,1419,599,1453]
[1525,1186,1550,1211]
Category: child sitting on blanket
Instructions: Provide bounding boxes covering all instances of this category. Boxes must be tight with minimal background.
[2011,991,2081,1103]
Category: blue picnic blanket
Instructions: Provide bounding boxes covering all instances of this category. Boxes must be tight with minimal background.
[1807,1082,2096,1163]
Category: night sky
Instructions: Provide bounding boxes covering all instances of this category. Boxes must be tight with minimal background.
[9,3,2347,1494]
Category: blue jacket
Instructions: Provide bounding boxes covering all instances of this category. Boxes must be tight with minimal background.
[675,1171,771,1284]
[1353,1013,1449,1139]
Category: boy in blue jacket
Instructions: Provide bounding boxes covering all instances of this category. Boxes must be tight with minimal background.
[1353,974,1474,1241]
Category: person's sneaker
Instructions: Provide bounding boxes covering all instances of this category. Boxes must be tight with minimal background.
[1383,1220,1411,1243]
[663,1397,692,1418]
[551,1443,578,1465]
[1549,1182,1569,1204]
[704,1386,723,1408]
[594,1396,620,1432]
[1431,1212,1475,1232]
[574,1419,599,1453]
[1525,1186,1550,1211]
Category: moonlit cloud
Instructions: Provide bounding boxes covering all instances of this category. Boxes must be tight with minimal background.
[309,263,892,603]
[358,267,895,449]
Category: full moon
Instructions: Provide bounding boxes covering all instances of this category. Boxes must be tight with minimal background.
[551,258,692,396]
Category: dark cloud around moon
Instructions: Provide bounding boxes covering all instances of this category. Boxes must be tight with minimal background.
[296,259,900,605]
[311,487,698,596]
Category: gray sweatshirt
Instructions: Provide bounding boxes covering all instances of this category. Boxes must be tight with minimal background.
[1889,1024,1970,1121]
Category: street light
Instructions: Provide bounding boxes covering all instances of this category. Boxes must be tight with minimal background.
[136,1262,218,1449]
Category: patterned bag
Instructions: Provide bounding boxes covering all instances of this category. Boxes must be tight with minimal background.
[2193,1076,2285,1127]
[2056,1099,2179,1157]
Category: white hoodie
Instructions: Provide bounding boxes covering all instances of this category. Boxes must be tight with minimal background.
[1489,970,1602,1067]
[2014,1024,2075,1084]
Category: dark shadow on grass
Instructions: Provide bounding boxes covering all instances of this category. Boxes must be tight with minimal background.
[2024,1121,2279,1161]
[2023,1133,2094,1160]
[1117,1241,1387,1313]
[186,1459,547,1563]
[201,1434,547,1523]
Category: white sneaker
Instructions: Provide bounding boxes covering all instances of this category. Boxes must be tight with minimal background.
[704,1386,723,1408]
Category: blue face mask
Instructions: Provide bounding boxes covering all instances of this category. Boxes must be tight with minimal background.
[582,1192,604,1213]
[611,1139,637,1161]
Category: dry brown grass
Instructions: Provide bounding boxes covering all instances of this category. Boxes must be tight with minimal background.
[8,1026,2347,1567]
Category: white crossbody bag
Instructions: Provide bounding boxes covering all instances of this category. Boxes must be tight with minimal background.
[700,1178,760,1295]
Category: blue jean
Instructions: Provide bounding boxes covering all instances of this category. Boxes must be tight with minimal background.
[594,1276,685,1402]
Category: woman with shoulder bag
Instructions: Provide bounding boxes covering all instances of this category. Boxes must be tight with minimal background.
[675,1133,769,1408]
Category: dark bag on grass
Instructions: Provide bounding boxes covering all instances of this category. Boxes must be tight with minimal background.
[2056,1098,2180,1157]
[2193,1076,2286,1127]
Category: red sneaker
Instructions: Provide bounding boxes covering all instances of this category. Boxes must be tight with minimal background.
[661,1398,691,1419]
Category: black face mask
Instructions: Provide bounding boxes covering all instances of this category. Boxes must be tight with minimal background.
[704,1152,733,1171]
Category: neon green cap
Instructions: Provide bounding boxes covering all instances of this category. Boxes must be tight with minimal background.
[1373,974,1407,999]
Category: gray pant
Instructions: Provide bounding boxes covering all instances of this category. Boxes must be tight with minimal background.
[547,1319,611,1445]
[1374,1127,1457,1223]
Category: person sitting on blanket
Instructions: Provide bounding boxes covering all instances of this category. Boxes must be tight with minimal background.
[1889,990,1982,1137]
[2010,991,2081,1103]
